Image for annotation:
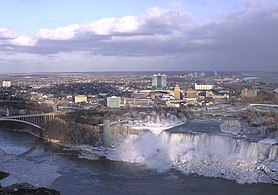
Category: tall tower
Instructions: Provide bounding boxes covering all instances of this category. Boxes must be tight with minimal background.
[152,74,167,89]
[6,108,10,116]
[174,84,181,100]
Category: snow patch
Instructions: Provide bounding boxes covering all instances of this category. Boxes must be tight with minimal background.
[129,113,186,135]
[220,120,241,135]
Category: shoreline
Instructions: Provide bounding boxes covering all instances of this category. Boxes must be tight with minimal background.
[0,128,75,153]
[74,122,187,160]
[0,122,185,159]
[1,120,278,186]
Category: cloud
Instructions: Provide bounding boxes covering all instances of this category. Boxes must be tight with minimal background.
[0,28,17,39]
[86,16,141,35]
[37,24,80,40]
[0,3,278,71]
[243,0,277,8]
[2,5,191,54]
[9,36,37,46]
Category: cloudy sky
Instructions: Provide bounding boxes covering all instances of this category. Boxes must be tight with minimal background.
[0,0,277,73]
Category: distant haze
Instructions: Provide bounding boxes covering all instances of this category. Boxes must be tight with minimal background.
[0,0,278,73]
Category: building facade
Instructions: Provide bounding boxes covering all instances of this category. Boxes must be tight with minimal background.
[241,88,257,98]
[174,84,181,100]
[2,81,11,87]
[152,74,167,89]
[186,90,198,98]
[107,96,121,108]
[194,83,214,91]
[122,97,152,107]
[74,95,87,103]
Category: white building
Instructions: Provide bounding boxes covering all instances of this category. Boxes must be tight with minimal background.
[194,83,214,91]
[152,74,167,89]
[107,96,121,108]
[2,81,11,87]
[122,97,152,107]
[74,95,87,103]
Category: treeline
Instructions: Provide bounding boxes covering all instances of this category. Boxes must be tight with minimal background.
[238,110,278,135]
[44,118,102,145]
[0,86,52,115]
[241,91,278,104]
[0,100,52,115]
[58,107,193,126]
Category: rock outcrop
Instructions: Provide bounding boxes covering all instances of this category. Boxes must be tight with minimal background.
[0,171,60,195]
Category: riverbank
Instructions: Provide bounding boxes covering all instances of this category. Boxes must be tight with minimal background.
[1,117,278,188]
[65,121,187,161]
[1,126,278,195]
[0,171,9,180]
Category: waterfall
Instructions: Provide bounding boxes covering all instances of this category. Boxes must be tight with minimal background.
[107,127,278,184]
[269,146,278,161]
[166,132,262,160]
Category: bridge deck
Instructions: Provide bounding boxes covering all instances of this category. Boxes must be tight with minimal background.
[0,113,57,130]
[2,112,57,119]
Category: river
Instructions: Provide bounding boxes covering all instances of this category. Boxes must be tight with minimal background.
[0,128,277,195]
[243,71,278,83]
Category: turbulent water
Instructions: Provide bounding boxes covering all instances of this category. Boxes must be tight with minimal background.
[106,132,278,184]
[104,119,278,184]
[1,118,278,194]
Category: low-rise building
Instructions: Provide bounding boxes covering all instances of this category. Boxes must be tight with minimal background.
[195,83,214,91]
[107,96,121,108]
[74,95,87,103]
[122,97,152,107]
[212,94,229,99]
[2,81,11,87]
[166,101,180,108]
[241,88,257,98]
[132,90,150,98]
[186,89,198,98]
[205,91,213,97]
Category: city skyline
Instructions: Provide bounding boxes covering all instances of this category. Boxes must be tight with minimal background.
[0,0,278,73]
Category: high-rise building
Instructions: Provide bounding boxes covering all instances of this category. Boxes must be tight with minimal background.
[152,74,167,89]
[174,84,181,100]
[2,81,11,87]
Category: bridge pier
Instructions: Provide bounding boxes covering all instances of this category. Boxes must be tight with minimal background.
[103,120,111,146]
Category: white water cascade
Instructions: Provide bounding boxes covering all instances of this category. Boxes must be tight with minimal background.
[108,130,278,184]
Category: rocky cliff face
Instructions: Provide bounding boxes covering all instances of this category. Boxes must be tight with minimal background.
[44,109,188,146]
[109,124,146,146]
[44,118,102,145]
[44,118,147,146]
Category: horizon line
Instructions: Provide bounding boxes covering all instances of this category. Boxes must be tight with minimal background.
[0,70,277,75]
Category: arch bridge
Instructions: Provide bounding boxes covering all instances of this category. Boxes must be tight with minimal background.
[0,113,57,130]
